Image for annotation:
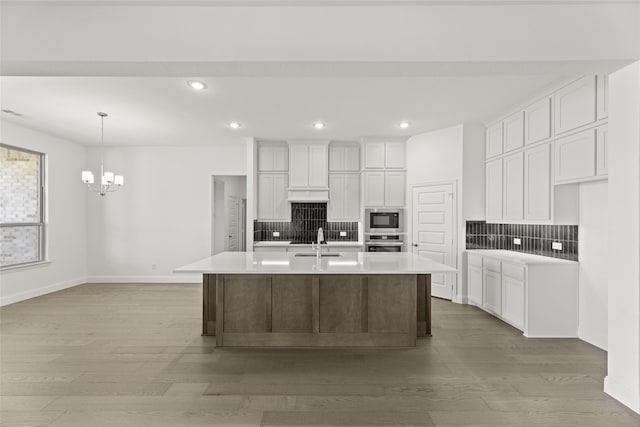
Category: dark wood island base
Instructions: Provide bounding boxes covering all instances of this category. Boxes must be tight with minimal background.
[202,274,431,348]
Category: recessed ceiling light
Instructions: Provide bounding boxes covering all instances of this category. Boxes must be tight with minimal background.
[399,121,410,129]
[187,80,207,91]
[229,122,241,129]
[314,122,325,129]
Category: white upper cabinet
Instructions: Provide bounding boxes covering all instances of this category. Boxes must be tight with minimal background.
[555,128,596,184]
[329,143,360,172]
[597,74,609,120]
[502,152,524,221]
[486,159,503,222]
[524,97,552,145]
[363,171,385,207]
[384,171,406,207]
[596,125,608,177]
[384,142,406,169]
[486,122,503,159]
[288,142,328,188]
[363,142,386,169]
[554,76,597,135]
[503,112,524,153]
[258,144,288,172]
[328,173,360,221]
[258,173,288,221]
[524,143,551,222]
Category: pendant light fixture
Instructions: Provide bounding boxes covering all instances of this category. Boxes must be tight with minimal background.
[81,112,124,196]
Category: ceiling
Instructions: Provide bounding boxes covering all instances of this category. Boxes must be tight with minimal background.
[1,1,638,146]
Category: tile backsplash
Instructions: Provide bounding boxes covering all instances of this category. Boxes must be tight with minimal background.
[466,221,578,261]
[254,203,358,243]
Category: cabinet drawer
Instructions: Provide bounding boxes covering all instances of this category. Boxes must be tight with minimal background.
[468,254,483,268]
[502,262,525,281]
[484,258,501,273]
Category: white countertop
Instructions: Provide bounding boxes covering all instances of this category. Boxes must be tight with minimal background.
[175,252,457,275]
[466,249,577,265]
[253,241,363,247]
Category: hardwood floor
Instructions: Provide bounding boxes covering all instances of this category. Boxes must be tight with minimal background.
[1,283,638,426]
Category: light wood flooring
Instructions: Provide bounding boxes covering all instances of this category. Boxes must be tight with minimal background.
[1,283,639,426]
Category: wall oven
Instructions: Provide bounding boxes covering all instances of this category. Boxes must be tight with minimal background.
[365,234,404,252]
[365,209,403,233]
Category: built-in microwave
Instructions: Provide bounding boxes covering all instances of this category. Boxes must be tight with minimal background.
[365,209,403,233]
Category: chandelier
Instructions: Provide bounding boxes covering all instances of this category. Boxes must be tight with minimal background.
[81,112,124,196]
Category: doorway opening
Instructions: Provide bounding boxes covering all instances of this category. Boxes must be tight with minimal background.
[212,175,247,254]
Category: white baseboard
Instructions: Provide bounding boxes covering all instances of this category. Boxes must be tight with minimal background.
[605,375,640,414]
[577,330,608,351]
[87,275,201,284]
[0,276,87,307]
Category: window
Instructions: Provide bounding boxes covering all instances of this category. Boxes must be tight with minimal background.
[0,144,45,268]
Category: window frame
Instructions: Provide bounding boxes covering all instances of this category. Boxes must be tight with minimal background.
[0,143,47,270]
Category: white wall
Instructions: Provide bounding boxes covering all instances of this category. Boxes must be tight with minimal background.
[406,124,485,303]
[605,61,640,413]
[578,181,608,350]
[0,121,87,306]
[86,145,247,282]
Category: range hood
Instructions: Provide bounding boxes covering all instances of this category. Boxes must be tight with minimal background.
[287,188,329,202]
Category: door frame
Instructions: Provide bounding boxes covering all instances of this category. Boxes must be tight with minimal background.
[410,180,459,300]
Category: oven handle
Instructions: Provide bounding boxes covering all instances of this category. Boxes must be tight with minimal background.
[365,242,404,246]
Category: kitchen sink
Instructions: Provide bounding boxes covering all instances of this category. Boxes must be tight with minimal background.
[294,253,342,257]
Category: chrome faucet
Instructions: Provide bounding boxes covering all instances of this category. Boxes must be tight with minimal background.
[312,227,325,258]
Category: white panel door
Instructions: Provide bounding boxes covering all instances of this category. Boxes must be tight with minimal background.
[363,171,385,207]
[226,196,241,251]
[503,112,524,153]
[555,75,597,135]
[289,144,309,188]
[524,143,551,222]
[483,270,502,316]
[524,97,552,145]
[384,142,405,169]
[555,128,596,183]
[384,171,406,207]
[503,152,524,221]
[273,174,289,220]
[364,142,385,169]
[344,174,360,220]
[412,183,456,300]
[597,125,608,176]
[328,174,345,220]
[485,159,503,222]
[308,144,328,188]
[486,122,503,159]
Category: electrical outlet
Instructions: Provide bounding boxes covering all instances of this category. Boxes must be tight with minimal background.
[272,231,280,237]
[513,238,521,245]
[151,264,157,270]
[552,242,563,251]
[340,231,347,237]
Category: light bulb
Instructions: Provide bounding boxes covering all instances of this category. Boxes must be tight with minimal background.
[314,122,325,129]
[187,80,206,90]
[399,122,410,129]
[104,172,114,183]
[82,171,94,184]
[114,175,124,186]
[229,122,241,129]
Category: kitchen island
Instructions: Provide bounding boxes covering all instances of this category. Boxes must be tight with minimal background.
[175,252,456,348]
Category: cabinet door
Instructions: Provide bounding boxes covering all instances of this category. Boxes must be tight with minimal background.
[345,145,360,171]
[503,152,524,221]
[597,74,609,120]
[344,174,360,220]
[257,174,274,220]
[485,159,503,222]
[503,112,524,153]
[384,171,406,207]
[555,128,596,183]
[363,171,385,207]
[597,125,608,177]
[484,270,502,316]
[329,146,345,172]
[384,142,405,169]
[289,144,309,188]
[258,145,275,172]
[308,144,328,188]
[524,144,551,222]
[273,174,289,220]
[486,122,503,159]
[555,76,597,135]
[328,174,345,220]
[364,142,385,169]
[468,264,483,306]
[524,97,552,145]
[502,275,525,330]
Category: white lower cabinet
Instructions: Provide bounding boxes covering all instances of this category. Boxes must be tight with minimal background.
[465,251,578,337]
